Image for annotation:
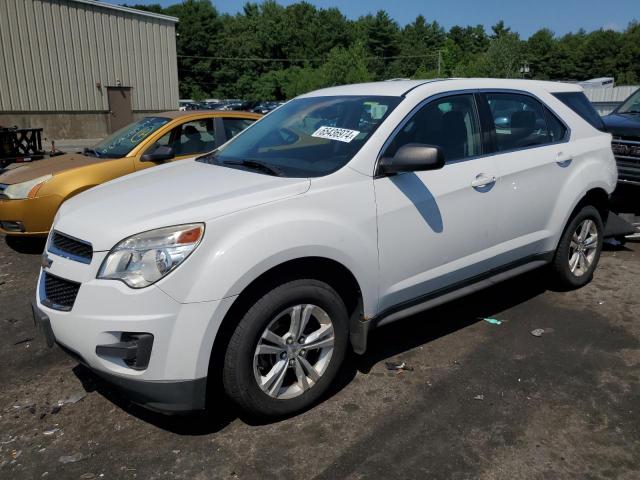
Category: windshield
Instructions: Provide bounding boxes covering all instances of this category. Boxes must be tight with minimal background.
[199,95,401,177]
[617,89,640,114]
[88,116,171,158]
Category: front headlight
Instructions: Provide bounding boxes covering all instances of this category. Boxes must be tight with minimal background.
[97,223,205,288]
[3,174,53,199]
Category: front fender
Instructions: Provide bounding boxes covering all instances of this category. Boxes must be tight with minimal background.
[157,170,380,317]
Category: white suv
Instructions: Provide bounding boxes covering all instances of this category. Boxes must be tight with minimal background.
[33,79,617,417]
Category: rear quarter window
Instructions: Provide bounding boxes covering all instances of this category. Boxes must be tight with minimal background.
[552,92,606,131]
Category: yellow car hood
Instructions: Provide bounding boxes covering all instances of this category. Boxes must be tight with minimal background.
[0,153,109,184]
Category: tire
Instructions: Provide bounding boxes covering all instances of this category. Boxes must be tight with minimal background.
[222,279,349,418]
[551,205,604,289]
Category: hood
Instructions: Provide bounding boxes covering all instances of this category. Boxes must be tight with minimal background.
[0,153,109,184]
[55,160,310,251]
[602,113,640,139]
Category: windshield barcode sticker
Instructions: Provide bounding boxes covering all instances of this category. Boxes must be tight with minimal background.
[312,126,360,143]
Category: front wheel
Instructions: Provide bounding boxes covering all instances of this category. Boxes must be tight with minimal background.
[551,205,604,288]
[222,279,349,418]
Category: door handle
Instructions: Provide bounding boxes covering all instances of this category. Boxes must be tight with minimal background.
[471,173,497,189]
[556,151,572,167]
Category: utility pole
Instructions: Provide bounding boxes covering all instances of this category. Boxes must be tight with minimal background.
[437,50,442,77]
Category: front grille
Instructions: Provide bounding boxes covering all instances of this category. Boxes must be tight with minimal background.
[42,273,81,311]
[49,231,93,263]
[612,137,640,185]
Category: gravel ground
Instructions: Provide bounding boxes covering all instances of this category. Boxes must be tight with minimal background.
[0,218,639,479]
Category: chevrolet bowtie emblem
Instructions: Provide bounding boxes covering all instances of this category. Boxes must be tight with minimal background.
[41,253,53,269]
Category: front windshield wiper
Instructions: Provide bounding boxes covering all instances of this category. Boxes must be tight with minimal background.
[620,110,640,115]
[83,147,101,158]
[222,159,283,177]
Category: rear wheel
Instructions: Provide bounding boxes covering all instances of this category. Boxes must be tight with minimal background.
[551,205,603,288]
[222,279,348,418]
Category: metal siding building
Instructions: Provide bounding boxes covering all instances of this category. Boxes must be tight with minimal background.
[583,86,639,116]
[0,0,178,140]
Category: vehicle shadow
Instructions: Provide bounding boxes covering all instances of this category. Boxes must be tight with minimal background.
[350,268,548,374]
[611,184,640,217]
[73,268,549,435]
[4,235,46,254]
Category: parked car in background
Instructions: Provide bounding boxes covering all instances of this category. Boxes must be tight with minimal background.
[33,79,616,418]
[0,111,259,236]
[602,87,640,186]
[252,101,284,114]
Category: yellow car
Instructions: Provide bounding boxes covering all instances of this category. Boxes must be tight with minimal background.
[0,110,260,236]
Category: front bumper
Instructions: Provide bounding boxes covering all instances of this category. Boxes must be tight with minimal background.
[0,195,62,235]
[35,250,237,413]
[33,300,207,412]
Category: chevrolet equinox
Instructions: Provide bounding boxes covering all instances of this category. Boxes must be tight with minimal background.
[32,79,617,417]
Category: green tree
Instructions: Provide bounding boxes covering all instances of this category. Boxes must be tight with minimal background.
[395,15,445,77]
[355,11,400,79]
[480,34,524,78]
[526,29,557,79]
[321,41,372,86]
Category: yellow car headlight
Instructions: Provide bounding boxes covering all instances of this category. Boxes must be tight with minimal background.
[3,174,53,200]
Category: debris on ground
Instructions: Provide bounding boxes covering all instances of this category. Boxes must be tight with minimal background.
[530,328,545,337]
[474,395,484,400]
[385,361,414,372]
[43,428,60,436]
[64,391,88,405]
[13,337,33,345]
[482,317,503,325]
[59,453,84,464]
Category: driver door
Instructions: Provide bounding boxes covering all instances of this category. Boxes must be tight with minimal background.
[374,93,501,312]
[134,117,220,171]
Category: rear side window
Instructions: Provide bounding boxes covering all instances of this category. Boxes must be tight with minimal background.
[486,93,566,151]
[553,92,605,131]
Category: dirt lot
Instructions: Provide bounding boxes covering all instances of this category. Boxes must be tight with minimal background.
[1,229,639,479]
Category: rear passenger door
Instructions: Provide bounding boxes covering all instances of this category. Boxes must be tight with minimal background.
[480,92,570,259]
[375,93,501,312]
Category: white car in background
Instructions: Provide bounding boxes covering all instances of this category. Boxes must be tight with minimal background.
[33,79,617,418]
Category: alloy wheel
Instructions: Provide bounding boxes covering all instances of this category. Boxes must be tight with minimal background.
[568,218,598,277]
[253,304,335,399]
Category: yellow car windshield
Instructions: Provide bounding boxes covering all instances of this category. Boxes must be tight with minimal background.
[88,117,171,158]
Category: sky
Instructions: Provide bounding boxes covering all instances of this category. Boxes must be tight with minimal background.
[114,0,640,38]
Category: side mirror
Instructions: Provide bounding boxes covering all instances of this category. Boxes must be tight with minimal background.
[379,143,445,175]
[141,145,175,162]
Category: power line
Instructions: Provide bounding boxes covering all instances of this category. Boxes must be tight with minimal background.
[176,52,441,63]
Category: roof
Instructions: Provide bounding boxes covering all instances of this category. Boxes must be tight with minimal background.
[298,80,440,98]
[299,78,583,98]
[68,0,179,23]
[156,110,262,120]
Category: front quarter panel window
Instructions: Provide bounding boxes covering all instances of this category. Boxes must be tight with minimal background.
[204,96,401,177]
